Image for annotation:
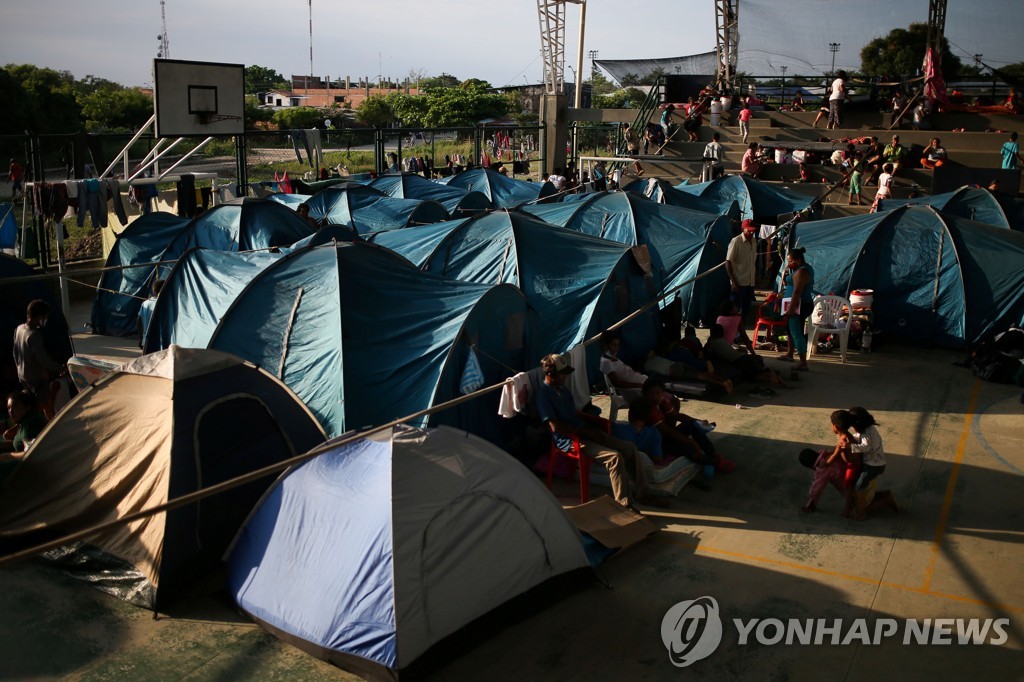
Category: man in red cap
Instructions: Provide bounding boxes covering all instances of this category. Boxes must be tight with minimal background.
[726,219,758,319]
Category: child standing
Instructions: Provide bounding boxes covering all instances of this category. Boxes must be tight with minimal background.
[738,104,752,144]
[848,153,865,205]
[870,163,894,213]
[847,407,899,520]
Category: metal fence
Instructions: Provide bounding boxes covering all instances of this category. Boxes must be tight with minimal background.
[2,124,546,268]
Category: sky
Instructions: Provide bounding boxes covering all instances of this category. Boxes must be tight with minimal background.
[0,0,717,88]
[1,1,1018,89]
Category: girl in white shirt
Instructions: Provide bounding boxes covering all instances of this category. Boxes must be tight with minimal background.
[871,164,895,213]
[848,407,899,519]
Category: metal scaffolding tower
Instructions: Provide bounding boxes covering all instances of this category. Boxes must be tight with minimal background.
[714,0,738,92]
[157,0,170,59]
[927,0,947,64]
[537,0,585,104]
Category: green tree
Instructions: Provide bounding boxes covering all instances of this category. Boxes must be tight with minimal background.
[78,86,153,131]
[996,61,1024,81]
[387,92,429,127]
[0,64,82,133]
[419,86,510,127]
[460,78,492,89]
[356,94,396,127]
[860,23,963,79]
[244,95,275,126]
[272,106,323,129]
[587,71,616,97]
[594,87,647,109]
[419,73,460,91]
[245,65,288,94]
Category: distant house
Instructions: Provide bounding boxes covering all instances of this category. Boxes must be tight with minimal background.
[263,90,302,107]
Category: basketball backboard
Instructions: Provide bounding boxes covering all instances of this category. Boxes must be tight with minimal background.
[153,59,245,137]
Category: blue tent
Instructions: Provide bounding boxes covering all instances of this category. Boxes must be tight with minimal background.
[368,210,661,374]
[304,187,449,234]
[0,203,16,250]
[674,175,816,222]
[440,167,557,208]
[206,243,529,437]
[897,186,1011,229]
[0,254,74,394]
[228,424,589,680]
[89,212,191,336]
[621,177,741,218]
[268,184,386,223]
[143,248,285,354]
[158,198,315,277]
[370,174,493,217]
[792,206,1024,346]
[522,191,733,324]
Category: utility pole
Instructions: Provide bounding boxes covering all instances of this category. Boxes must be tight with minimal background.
[780,65,787,104]
[588,49,599,81]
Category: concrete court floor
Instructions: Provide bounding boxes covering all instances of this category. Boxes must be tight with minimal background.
[1,303,1022,681]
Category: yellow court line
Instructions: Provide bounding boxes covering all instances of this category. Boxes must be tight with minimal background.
[653,534,1024,614]
[921,378,982,591]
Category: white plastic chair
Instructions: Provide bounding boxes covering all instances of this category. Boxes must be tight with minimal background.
[808,295,852,363]
[602,372,630,423]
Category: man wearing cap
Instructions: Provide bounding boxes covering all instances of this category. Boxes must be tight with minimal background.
[535,353,665,510]
[726,220,758,319]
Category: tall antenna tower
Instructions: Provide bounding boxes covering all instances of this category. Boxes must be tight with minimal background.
[157,0,170,59]
[307,0,314,93]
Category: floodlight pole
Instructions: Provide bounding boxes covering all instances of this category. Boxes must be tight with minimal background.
[573,0,586,109]
[829,43,840,77]
[781,65,787,103]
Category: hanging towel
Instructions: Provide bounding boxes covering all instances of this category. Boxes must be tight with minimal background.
[459,347,485,395]
[289,130,305,163]
[566,344,592,409]
[498,371,532,418]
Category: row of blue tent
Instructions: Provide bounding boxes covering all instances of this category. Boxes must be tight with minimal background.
[89,173,1024,443]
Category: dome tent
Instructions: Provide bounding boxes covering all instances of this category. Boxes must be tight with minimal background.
[522,191,733,325]
[674,175,817,223]
[439,167,557,208]
[305,186,449,234]
[89,212,191,336]
[369,173,493,217]
[898,186,1012,229]
[157,197,315,277]
[368,210,661,375]
[792,205,1024,346]
[0,346,326,611]
[206,242,529,438]
[228,424,590,681]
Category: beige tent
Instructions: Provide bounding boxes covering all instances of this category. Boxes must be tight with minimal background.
[0,346,326,610]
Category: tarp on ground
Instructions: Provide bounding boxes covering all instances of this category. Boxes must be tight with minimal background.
[792,206,1024,346]
[143,248,285,354]
[522,191,733,325]
[674,175,817,222]
[157,198,315,278]
[369,174,493,217]
[368,211,661,376]
[303,187,449,235]
[439,167,557,208]
[0,254,74,396]
[228,424,589,680]
[896,187,1012,230]
[207,242,529,438]
[89,212,191,336]
[0,346,325,611]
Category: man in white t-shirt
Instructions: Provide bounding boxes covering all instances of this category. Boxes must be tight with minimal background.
[726,219,758,317]
[702,132,725,182]
[828,70,847,129]
[548,167,567,192]
[599,331,647,402]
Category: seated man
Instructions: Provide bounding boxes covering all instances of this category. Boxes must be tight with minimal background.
[882,135,908,176]
[920,138,947,169]
[703,323,783,386]
[535,353,666,509]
